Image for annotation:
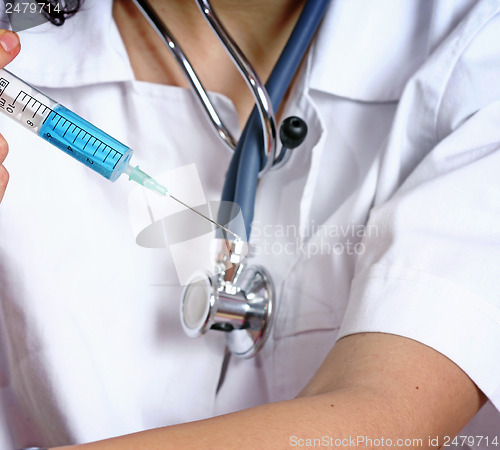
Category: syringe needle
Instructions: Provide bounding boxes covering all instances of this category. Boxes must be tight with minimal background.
[169,194,241,242]
[124,165,240,240]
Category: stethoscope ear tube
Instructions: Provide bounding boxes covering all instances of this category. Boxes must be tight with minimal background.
[132,0,238,152]
[195,0,278,175]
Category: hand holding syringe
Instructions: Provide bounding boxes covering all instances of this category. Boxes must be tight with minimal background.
[0,30,21,203]
[0,67,240,241]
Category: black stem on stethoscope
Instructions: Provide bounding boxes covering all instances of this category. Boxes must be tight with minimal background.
[280,117,308,149]
[274,116,308,165]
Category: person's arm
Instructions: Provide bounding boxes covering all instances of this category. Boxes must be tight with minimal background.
[57,332,484,449]
[0,30,20,203]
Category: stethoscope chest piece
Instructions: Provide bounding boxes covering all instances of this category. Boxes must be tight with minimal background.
[181,242,274,358]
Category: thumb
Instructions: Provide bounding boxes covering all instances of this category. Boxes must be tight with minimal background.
[0,30,21,68]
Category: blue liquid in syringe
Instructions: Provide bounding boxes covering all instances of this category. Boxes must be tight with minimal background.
[0,68,168,197]
[0,69,242,239]
[39,105,133,181]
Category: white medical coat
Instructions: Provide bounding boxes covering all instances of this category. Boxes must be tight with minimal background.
[0,0,499,447]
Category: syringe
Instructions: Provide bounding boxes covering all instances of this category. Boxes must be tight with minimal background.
[0,68,240,241]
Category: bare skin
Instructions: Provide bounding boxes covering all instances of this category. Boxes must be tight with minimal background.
[58,333,485,449]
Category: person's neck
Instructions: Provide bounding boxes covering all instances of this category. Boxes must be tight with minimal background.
[113,0,306,128]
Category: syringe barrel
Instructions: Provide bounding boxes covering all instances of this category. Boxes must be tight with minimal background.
[0,68,133,181]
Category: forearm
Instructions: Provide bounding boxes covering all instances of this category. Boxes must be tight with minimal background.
[57,390,423,450]
[55,333,484,450]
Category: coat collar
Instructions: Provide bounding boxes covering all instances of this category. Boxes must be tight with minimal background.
[308,0,435,102]
[6,0,134,88]
[5,0,480,101]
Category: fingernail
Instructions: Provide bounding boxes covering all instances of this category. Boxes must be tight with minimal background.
[0,31,20,53]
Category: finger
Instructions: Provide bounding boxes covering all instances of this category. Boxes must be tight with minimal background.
[0,29,21,68]
[0,133,8,165]
[0,164,9,203]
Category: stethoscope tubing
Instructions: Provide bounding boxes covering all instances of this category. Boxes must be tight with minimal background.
[221,0,331,239]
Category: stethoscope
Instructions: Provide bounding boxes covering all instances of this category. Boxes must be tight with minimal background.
[133,0,331,358]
